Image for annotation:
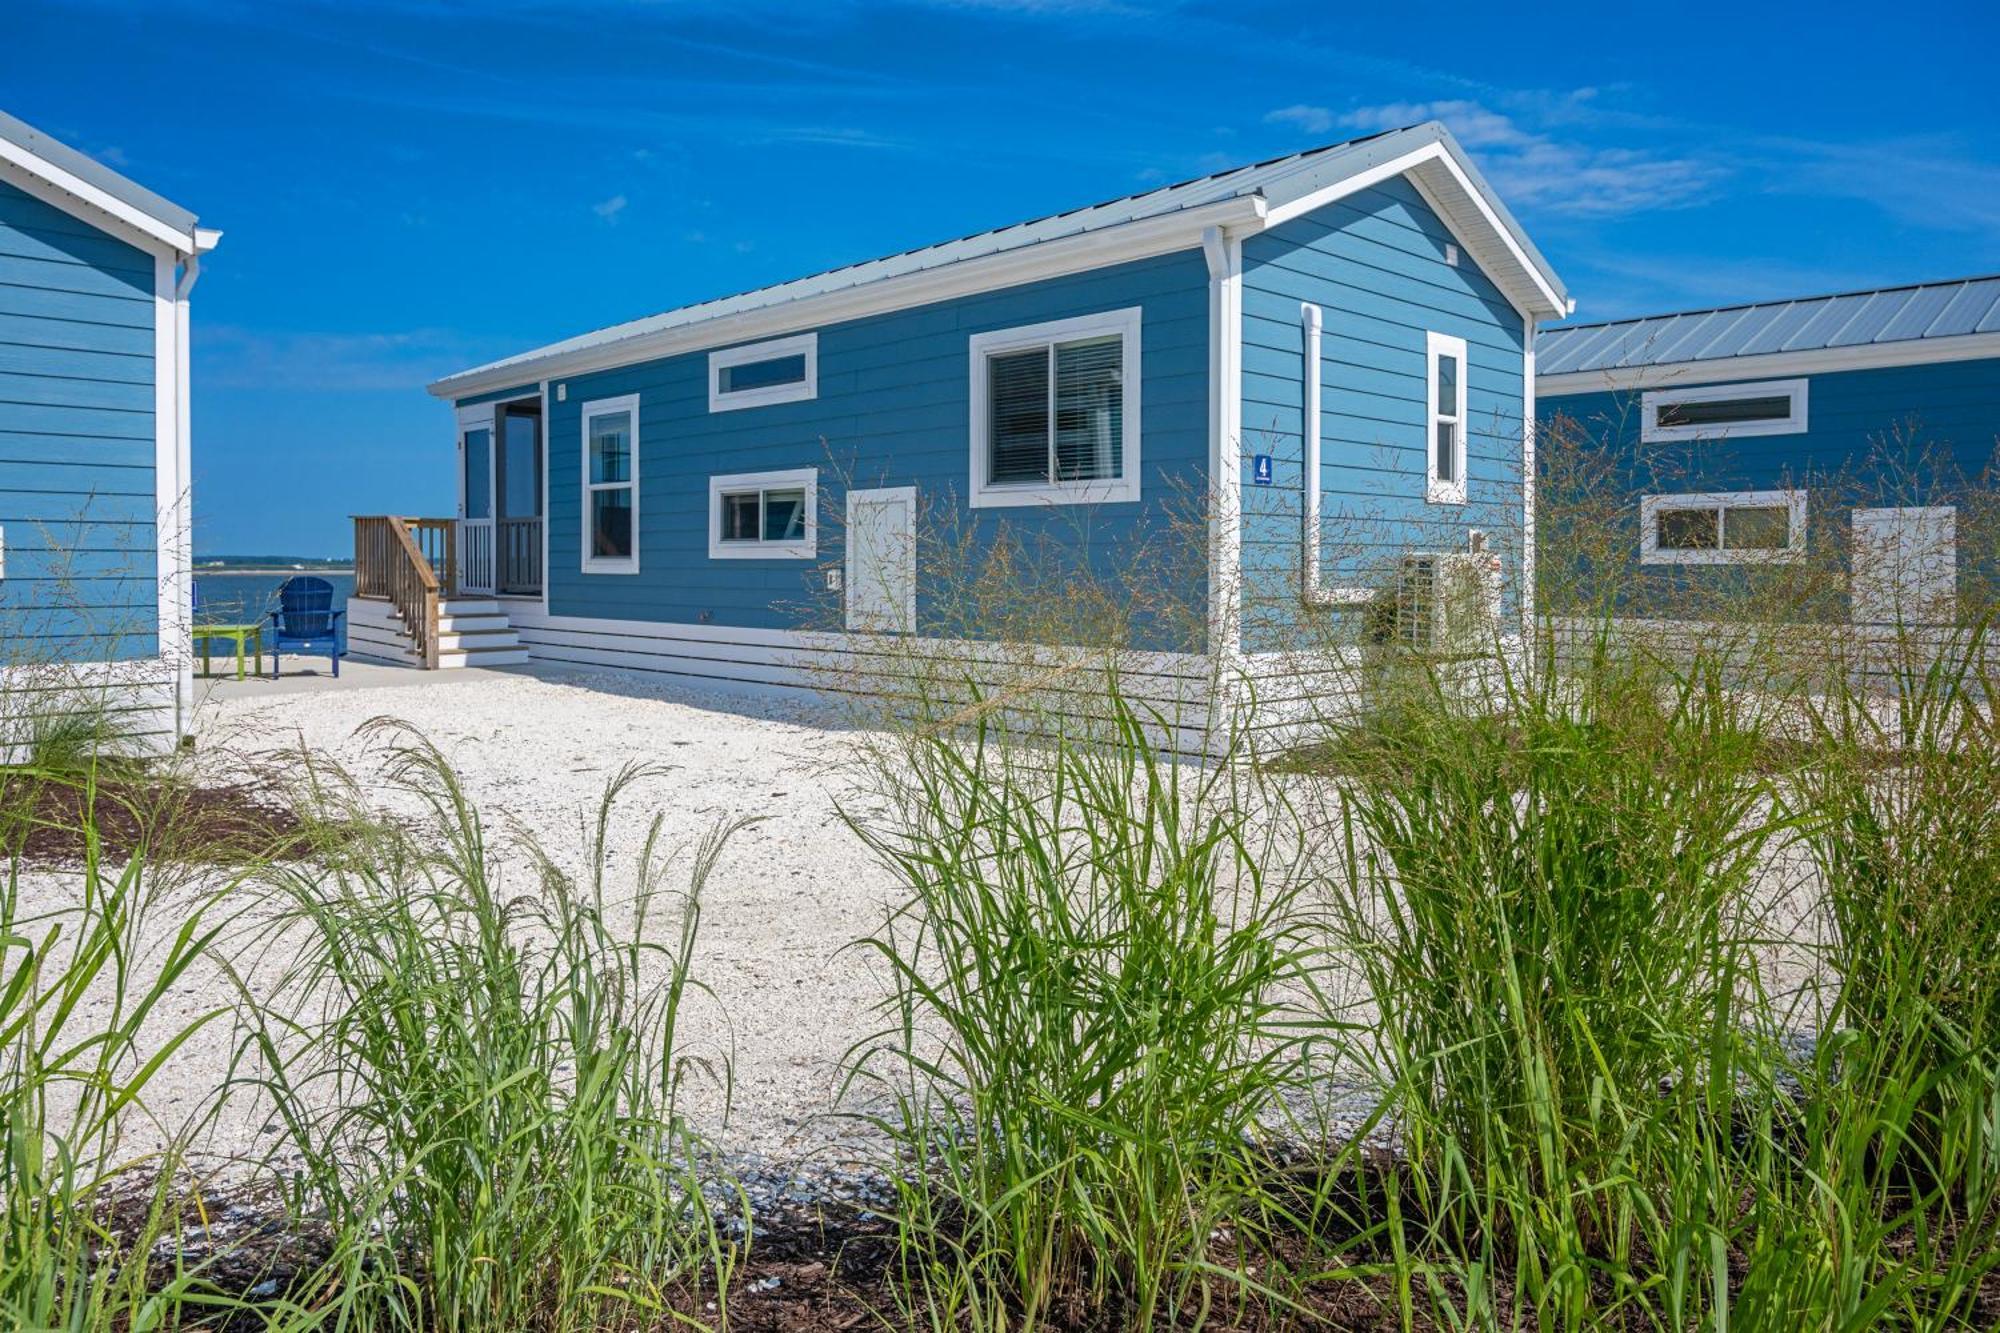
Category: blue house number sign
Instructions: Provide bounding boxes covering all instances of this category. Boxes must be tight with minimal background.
[1252,454,1273,486]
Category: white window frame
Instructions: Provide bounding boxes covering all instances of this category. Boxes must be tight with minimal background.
[967,307,1142,509]
[1640,488,1808,566]
[579,393,640,575]
[1425,331,1469,506]
[708,467,818,560]
[1641,378,1808,443]
[708,332,818,413]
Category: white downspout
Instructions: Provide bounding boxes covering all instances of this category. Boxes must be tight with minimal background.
[1299,302,1375,610]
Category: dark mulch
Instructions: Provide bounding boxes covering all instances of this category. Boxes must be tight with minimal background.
[1,771,316,864]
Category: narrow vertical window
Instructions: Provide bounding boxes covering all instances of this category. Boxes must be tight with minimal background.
[580,394,639,572]
[1426,331,1469,505]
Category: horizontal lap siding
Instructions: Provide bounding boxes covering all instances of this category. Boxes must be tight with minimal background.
[525,251,1210,654]
[1237,176,1527,654]
[1541,357,2000,616]
[0,179,159,664]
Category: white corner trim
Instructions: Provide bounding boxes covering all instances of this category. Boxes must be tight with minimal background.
[1640,377,1808,443]
[707,331,818,412]
[1521,316,1537,637]
[153,253,191,738]
[708,467,818,559]
[1204,225,1245,674]
[1535,332,2000,397]
[844,485,918,633]
[1640,488,1807,566]
[0,146,198,257]
[966,306,1142,509]
[579,393,641,574]
[1425,330,1469,506]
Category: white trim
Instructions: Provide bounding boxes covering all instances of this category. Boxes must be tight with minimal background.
[539,380,552,611]
[1296,303,1372,609]
[1425,331,1469,506]
[1521,316,1537,640]
[152,253,189,738]
[966,307,1142,508]
[1204,226,1246,686]
[1263,141,1568,320]
[579,393,641,574]
[844,485,917,633]
[708,332,818,412]
[1640,489,1807,566]
[1537,332,2000,396]
[708,467,818,559]
[432,195,1266,400]
[0,145,198,257]
[1640,378,1808,443]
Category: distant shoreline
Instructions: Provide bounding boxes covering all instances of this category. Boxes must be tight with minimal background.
[198,567,356,576]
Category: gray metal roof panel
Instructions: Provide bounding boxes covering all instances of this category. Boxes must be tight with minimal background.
[439,120,1570,391]
[0,108,198,236]
[1539,273,2000,376]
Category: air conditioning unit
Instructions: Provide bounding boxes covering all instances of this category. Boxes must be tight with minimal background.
[1396,549,1502,656]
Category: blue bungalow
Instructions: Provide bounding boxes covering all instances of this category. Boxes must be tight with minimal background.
[357,122,1569,734]
[1537,277,2000,628]
[0,110,219,754]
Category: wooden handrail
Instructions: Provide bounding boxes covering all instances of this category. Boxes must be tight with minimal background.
[353,515,453,669]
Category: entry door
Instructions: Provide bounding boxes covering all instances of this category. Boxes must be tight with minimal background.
[846,486,916,633]
[495,403,544,595]
[1851,505,1956,626]
[458,419,495,595]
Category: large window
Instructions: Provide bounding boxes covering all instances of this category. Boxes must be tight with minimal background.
[1426,331,1468,505]
[709,333,817,412]
[1641,379,1808,442]
[580,395,639,573]
[1640,489,1806,565]
[708,467,817,559]
[967,308,1141,507]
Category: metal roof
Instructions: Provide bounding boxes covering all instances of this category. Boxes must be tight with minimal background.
[1539,275,2000,376]
[0,108,201,238]
[435,120,1567,395]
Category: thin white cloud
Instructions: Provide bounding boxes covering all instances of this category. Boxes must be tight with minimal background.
[1264,104,1334,135]
[593,193,629,223]
[198,326,518,392]
[1323,99,1718,218]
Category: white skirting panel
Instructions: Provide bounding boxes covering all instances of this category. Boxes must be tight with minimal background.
[0,659,180,762]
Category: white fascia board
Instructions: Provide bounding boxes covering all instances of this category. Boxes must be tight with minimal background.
[0,143,198,256]
[1261,142,1568,322]
[1537,331,2000,396]
[430,194,1268,399]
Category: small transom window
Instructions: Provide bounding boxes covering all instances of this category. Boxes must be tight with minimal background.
[1641,489,1806,565]
[968,308,1142,508]
[708,468,817,559]
[1642,379,1808,442]
[708,333,818,412]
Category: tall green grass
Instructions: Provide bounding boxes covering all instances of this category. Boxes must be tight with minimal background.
[0,792,238,1329]
[845,692,1319,1330]
[242,722,742,1332]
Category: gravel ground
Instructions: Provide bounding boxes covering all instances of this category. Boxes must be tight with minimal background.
[14,662,1836,1196]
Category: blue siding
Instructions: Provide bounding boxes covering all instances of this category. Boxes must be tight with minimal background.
[1238,176,1527,651]
[0,179,158,662]
[1540,356,2000,613]
[517,250,1210,652]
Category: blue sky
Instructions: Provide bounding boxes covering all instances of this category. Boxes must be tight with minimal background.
[8,0,1997,555]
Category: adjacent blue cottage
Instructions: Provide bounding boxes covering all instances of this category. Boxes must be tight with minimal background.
[1537,277,1999,627]
[0,111,219,754]
[356,122,1568,736]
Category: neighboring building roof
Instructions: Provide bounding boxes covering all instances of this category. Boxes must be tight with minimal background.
[0,108,216,256]
[1539,274,2000,389]
[433,120,1569,398]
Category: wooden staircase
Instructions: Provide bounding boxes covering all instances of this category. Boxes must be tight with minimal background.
[350,516,530,669]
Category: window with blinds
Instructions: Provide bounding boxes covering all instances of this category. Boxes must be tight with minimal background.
[968,309,1140,507]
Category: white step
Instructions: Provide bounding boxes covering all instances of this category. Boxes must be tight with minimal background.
[344,596,527,670]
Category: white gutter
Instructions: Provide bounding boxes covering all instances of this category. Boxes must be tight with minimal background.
[1298,302,1376,610]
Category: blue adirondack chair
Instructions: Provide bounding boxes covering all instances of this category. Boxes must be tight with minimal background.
[268,576,345,678]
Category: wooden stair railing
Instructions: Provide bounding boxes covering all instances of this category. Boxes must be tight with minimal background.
[353,515,456,669]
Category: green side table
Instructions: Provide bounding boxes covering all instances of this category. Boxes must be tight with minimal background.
[194,623,264,680]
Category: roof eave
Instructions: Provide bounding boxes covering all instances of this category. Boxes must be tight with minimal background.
[429,192,1269,399]
[0,117,206,257]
